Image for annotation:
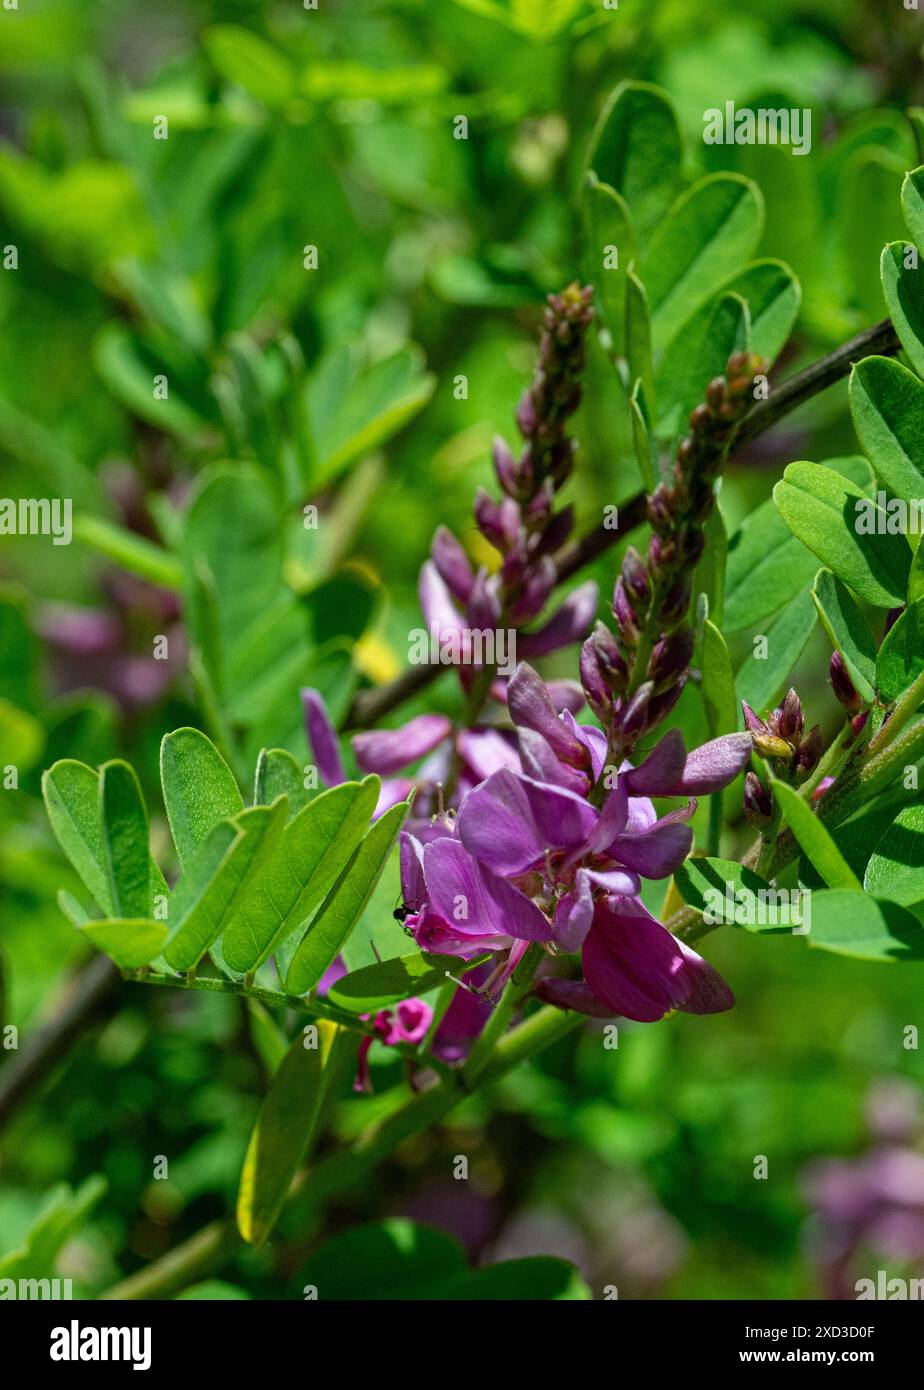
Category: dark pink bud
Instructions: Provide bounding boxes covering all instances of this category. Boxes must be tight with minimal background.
[795,724,824,780]
[492,435,519,496]
[621,546,650,605]
[743,771,773,828]
[618,681,654,740]
[647,627,694,693]
[775,689,804,742]
[829,650,863,715]
[741,701,768,736]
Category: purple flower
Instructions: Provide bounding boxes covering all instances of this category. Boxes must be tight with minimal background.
[538,897,734,1023]
[399,831,553,961]
[353,997,434,1094]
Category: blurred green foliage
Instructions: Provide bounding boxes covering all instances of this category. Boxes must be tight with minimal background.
[1,0,924,1299]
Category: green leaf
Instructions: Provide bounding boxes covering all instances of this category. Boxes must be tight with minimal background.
[93,322,206,436]
[247,1001,288,1076]
[774,460,910,608]
[876,596,924,701]
[811,569,877,703]
[301,1219,466,1299]
[160,727,244,872]
[253,748,310,816]
[584,80,683,240]
[700,619,737,738]
[163,805,283,973]
[880,241,924,379]
[655,291,749,435]
[70,516,181,589]
[42,760,112,914]
[237,1020,343,1245]
[222,778,381,976]
[437,1257,591,1301]
[582,174,636,353]
[850,355,924,504]
[736,589,817,715]
[673,857,792,932]
[693,506,727,632]
[284,797,411,995]
[725,497,820,633]
[306,346,436,489]
[901,164,924,252]
[641,173,764,352]
[625,270,654,420]
[0,1176,106,1280]
[99,760,151,919]
[80,917,168,970]
[629,379,657,493]
[326,951,479,1014]
[204,25,294,107]
[805,889,924,961]
[864,800,924,907]
[770,780,862,890]
[656,260,798,433]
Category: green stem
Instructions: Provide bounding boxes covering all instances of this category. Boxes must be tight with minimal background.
[131,972,455,1079]
[97,1003,582,1299]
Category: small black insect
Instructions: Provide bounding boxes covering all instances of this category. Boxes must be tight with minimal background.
[392,898,413,924]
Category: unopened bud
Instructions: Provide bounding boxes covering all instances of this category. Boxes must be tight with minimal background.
[795,724,824,780]
[743,771,773,828]
[829,650,863,715]
[752,733,793,761]
[775,688,804,742]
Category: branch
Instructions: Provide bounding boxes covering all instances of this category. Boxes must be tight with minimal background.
[342,317,902,733]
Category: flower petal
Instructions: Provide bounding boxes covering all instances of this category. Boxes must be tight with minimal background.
[431,526,475,603]
[424,837,553,943]
[457,768,598,875]
[508,662,587,765]
[581,898,693,1022]
[353,713,452,775]
[518,580,599,657]
[627,731,752,797]
[534,977,619,1018]
[301,687,346,787]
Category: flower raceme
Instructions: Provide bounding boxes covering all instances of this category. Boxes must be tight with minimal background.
[398,662,752,1023]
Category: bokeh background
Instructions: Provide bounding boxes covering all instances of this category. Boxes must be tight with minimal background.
[1,0,924,1299]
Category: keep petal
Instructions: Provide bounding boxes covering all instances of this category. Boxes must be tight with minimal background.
[608,816,693,879]
[581,898,694,1022]
[676,940,735,1015]
[457,768,598,875]
[301,688,346,787]
[353,713,452,775]
[627,731,752,797]
[518,580,599,657]
[424,836,553,942]
[508,662,587,765]
[534,977,619,1018]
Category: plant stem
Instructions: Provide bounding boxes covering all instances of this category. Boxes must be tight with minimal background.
[342,318,900,733]
[97,1003,583,1299]
[132,972,455,1079]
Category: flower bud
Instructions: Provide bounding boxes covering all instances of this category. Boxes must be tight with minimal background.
[580,637,613,720]
[741,701,768,736]
[492,435,519,496]
[621,546,650,606]
[618,681,653,740]
[795,724,824,780]
[743,771,773,828]
[829,650,863,715]
[647,626,694,693]
[752,733,793,761]
[775,688,804,742]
